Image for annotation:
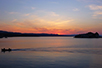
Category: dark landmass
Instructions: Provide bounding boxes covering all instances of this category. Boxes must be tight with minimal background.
[74,32,102,38]
[0,30,75,39]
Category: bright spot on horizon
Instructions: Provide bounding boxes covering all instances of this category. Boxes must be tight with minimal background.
[58,33,60,35]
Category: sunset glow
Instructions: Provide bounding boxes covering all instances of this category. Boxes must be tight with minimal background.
[0,0,102,34]
[58,33,60,35]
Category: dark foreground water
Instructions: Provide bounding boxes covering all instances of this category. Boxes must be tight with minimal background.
[0,37,102,68]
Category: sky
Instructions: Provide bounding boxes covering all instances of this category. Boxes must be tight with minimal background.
[0,0,102,35]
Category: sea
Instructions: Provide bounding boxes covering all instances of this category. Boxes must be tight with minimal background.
[0,37,102,68]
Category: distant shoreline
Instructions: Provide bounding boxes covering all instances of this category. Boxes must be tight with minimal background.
[1,30,102,39]
[0,30,75,39]
[0,35,74,39]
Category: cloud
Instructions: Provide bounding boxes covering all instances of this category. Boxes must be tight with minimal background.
[88,5,102,10]
[11,19,17,22]
[49,12,59,16]
[77,0,102,3]
[35,10,59,17]
[0,14,76,34]
[73,8,79,11]
[0,16,91,34]
[31,7,36,10]
[0,20,82,34]
[24,13,30,16]
[87,4,102,19]
[92,11,102,19]
[1,10,82,34]
[19,27,84,34]
[93,11,102,16]
[50,2,59,4]
[9,12,19,14]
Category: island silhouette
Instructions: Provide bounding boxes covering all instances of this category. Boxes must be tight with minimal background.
[74,32,102,38]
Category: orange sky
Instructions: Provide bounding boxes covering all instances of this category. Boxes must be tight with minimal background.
[0,0,102,35]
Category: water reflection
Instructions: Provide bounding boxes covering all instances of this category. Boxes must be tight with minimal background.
[1,51,102,68]
[1,47,102,55]
[0,37,102,68]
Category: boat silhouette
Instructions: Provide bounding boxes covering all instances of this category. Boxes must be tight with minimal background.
[1,48,12,52]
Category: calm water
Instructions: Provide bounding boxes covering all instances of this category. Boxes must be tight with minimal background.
[0,37,102,68]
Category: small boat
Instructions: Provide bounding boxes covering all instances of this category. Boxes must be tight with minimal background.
[1,48,12,52]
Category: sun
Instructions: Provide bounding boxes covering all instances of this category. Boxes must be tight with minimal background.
[58,33,60,35]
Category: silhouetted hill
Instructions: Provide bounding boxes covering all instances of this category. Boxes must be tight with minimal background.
[0,30,22,38]
[0,30,75,38]
[74,32,102,38]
